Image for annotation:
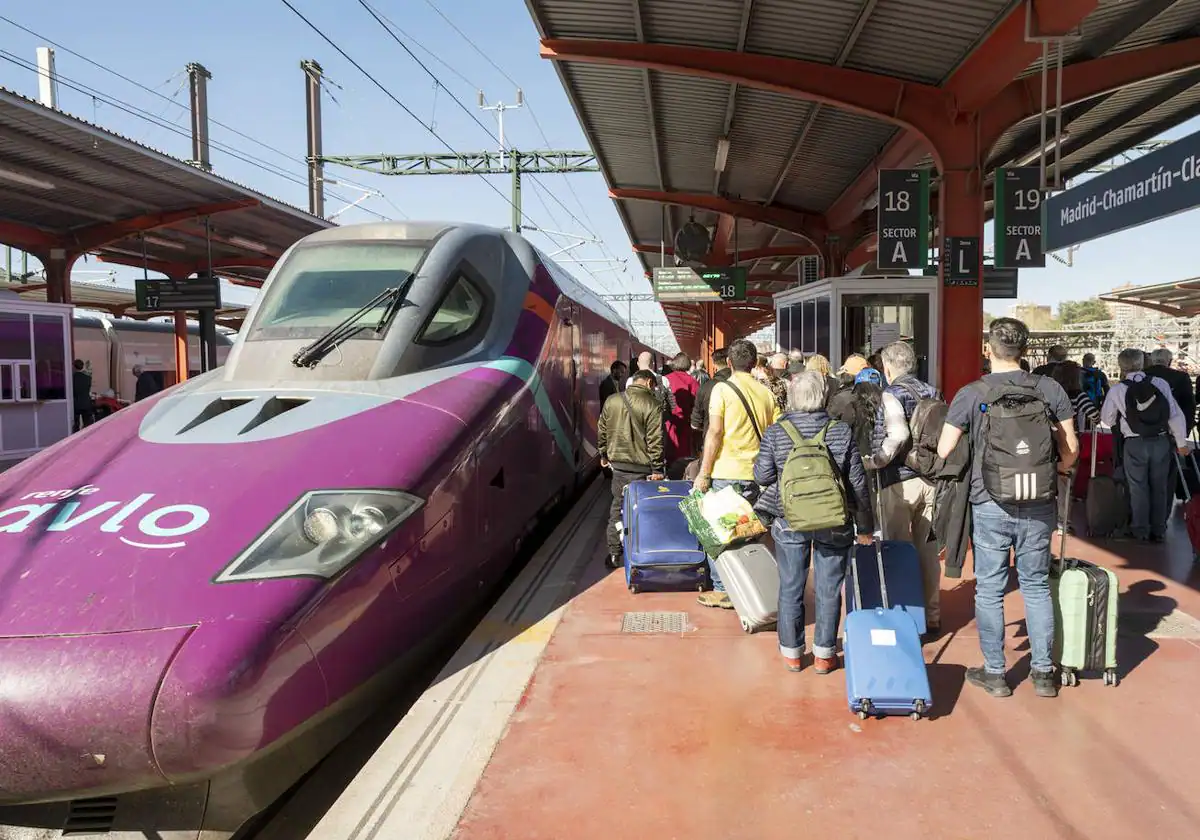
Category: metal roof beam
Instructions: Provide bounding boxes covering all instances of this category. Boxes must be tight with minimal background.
[95,253,277,275]
[66,199,259,254]
[0,218,60,251]
[541,39,948,138]
[611,188,823,238]
[633,243,820,260]
[983,36,1200,145]
[1061,96,1200,179]
[830,33,1200,227]
[1000,67,1200,169]
[826,0,1099,227]
[1083,0,1183,59]
[706,214,736,265]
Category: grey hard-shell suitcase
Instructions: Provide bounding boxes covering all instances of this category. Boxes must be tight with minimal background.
[714,542,779,633]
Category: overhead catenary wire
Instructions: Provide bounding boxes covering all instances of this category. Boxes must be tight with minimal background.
[416,0,629,279]
[355,0,622,288]
[0,49,391,221]
[276,0,548,229]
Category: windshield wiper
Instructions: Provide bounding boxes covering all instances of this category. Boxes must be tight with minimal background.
[291,274,415,369]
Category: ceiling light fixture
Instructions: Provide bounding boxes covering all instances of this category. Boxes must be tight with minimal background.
[143,235,187,251]
[228,236,271,253]
[0,167,55,190]
[714,137,731,174]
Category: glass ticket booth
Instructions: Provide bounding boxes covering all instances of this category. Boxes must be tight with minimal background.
[774,270,941,386]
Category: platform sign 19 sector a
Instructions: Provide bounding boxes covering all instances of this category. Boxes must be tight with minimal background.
[651,266,747,303]
[876,169,930,270]
[1044,127,1200,252]
[135,274,222,312]
[994,166,1046,268]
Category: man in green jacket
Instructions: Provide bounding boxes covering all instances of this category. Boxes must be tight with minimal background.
[598,368,666,569]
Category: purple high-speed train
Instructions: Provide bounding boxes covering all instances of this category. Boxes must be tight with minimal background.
[0,223,657,833]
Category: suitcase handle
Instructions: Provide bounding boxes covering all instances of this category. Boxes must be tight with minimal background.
[870,468,891,611]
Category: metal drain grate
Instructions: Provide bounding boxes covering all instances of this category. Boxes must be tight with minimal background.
[63,796,118,835]
[1119,609,1200,639]
[621,611,688,634]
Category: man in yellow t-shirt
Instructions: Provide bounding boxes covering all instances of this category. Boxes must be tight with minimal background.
[692,338,779,609]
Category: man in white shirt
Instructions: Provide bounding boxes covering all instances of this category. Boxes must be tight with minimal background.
[1099,347,1189,542]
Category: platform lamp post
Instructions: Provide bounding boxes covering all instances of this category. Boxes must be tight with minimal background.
[302,59,325,219]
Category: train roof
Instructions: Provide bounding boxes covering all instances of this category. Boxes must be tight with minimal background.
[295,221,633,333]
[73,311,236,343]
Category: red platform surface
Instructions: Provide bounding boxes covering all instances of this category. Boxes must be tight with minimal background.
[453,508,1200,840]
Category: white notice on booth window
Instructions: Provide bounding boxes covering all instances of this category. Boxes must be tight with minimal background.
[870,628,897,646]
[870,323,900,353]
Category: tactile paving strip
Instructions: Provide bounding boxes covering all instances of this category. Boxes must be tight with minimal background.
[620,611,689,634]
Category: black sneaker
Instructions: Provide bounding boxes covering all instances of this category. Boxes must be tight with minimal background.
[1030,669,1059,698]
[604,554,623,569]
[965,666,1012,697]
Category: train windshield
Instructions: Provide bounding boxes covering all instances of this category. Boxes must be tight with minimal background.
[247,242,428,340]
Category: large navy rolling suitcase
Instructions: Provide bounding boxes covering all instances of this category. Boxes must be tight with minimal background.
[622,479,708,593]
[845,540,927,635]
[843,473,932,721]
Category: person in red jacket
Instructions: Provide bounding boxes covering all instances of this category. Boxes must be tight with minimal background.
[663,352,699,460]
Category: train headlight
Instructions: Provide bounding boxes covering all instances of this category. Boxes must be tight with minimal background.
[213,490,424,583]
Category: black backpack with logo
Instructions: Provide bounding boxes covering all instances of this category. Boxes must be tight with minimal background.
[979,377,1057,504]
[1123,376,1170,437]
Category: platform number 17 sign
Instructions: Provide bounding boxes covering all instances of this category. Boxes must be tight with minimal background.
[877,169,930,270]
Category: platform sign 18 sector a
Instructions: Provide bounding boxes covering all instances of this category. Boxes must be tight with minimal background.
[993,167,1046,268]
[651,266,747,303]
[876,169,930,270]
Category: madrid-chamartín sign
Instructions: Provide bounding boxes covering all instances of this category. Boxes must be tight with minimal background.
[1044,128,1200,252]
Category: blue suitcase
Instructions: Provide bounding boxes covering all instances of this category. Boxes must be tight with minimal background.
[843,538,933,720]
[845,540,928,635]
[622,479,708,593]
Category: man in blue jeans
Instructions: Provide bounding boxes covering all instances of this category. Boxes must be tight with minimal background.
[936,317,1078,698]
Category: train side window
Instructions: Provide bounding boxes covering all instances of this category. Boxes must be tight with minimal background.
[416,273,485,346]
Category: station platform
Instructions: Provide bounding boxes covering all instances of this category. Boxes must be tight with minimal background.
[306,477,1200,840]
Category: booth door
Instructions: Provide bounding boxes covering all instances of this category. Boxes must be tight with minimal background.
[838,291,936,384]
[0,310,72,463]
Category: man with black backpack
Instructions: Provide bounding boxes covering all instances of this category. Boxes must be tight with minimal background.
[865,341,946,637]
[1099,347,1189,543]
[936,317,1078,700]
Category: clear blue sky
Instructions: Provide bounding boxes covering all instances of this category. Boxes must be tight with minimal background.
[1,0,1198,345]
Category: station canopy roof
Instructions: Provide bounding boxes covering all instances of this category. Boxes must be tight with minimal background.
[0,86,330,289]
[0,275,249,329]
[1101,277,1200,318]
[526,0,1200,347]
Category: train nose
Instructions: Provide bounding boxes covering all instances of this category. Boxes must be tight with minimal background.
[0,626,192,802]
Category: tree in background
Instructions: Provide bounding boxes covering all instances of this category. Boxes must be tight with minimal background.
[984,311,998,327]
[1058,298,1112,324]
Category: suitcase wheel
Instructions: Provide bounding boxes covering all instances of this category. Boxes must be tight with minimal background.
[739,618,752,633]
[855,700,872,720]
[1060,668,1078,687]
[628,584,640,594]
[910,699,928,721]
[1103,669,1119,687]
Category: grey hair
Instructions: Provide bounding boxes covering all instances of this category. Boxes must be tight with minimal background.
[768,352,787,370]
[1117,348,1145,375]
[880,341,917,378]
[1149,348,1172,367]
[787,370,827,412]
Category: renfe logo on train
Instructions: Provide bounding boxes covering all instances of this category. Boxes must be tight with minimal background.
[0,485,211,549]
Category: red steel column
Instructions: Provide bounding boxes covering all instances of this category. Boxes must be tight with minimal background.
[173,311,190,385]
[938,168,985,400]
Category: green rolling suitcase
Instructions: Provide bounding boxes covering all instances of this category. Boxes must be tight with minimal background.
[1050,487,1119,687]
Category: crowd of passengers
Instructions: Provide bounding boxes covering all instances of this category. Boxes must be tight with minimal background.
[595,318,1194,701]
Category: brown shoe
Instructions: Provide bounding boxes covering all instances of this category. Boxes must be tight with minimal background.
[783,656,803,672]
[697,591,734,609]
[813,656,838,675]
